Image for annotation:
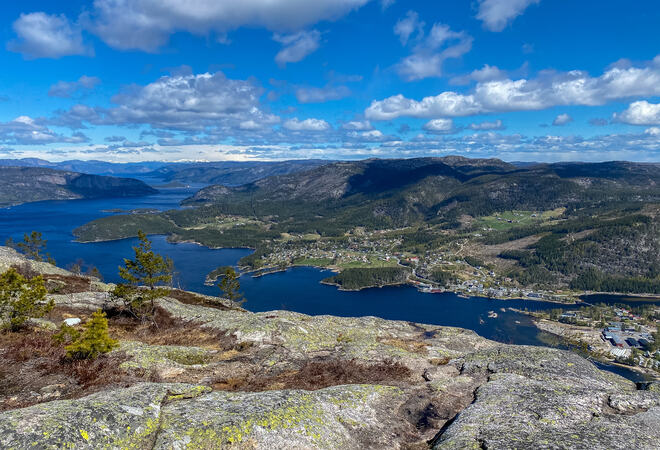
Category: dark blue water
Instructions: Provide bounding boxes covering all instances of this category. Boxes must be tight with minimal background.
[1,192,656,382]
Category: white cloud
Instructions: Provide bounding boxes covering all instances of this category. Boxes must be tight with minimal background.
[468,119,504,130]
[86,0,370,51]
[283,118,331,131]
[366,55,660,120]
[645,127,660,136]
[273,30,321,67]
[53,71,279,132]
[296,84,350,103]
[0,116,89,145]
[8,12,91,59]
[552,113,573,126]
[450,64,508,85]
[49,76,101,98]
[380,130,660,162]
[342,120,373,131]
[381,0,396,10]
[423,118,457,134]
[239,120,264,131]
[346,129,393,142]
[477,0,541,32]
[394,11,424,45]
[614,101,660,125]
[396,22,473,81]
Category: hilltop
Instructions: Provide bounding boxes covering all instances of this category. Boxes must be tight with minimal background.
[150,159,331,186]
[0,166,157,208]
[0,246,659,449]
[74,157,660,297]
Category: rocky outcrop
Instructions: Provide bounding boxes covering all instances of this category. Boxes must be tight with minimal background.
[1,250,659,448]
[432,346,660,449]
[0,247,69,275]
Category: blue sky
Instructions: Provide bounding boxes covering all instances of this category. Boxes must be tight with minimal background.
[1,0,659,162]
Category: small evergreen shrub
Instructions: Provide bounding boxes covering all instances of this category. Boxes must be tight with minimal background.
[64,310,118,360]
[0,267,53,331]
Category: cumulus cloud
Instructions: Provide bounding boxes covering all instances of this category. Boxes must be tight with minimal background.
[394,11,424,45]
[423,118,457,134]
[379,129,660,162]
[477,0,541,32]
[450,64,508,85]
[86,0,370,52]
[0,116,89,145]
[48,76,101,98]
[345,130,393,142]
[296,84,350,103]
[8,12,91,59]
[283,118,331,131]
[552,113,573,126]
[53,71,279,132]
[342,120,373,131]
[366,55,660,120]
[468,119,505,130]
[396,21,473,81]
[273,30,321,67]
[614,100,660,125]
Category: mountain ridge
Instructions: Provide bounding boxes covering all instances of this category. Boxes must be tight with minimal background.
[0,166,158,207]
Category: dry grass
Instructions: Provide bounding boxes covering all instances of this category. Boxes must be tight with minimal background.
[0,329,137,411]
[43,274,92,294]
[103,307,241,350]
[10,264,93,294]
[212,358,412,392]
[380,338,429,355]
[168,289,233,310]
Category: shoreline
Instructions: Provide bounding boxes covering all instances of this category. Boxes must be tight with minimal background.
[75,233,659,302]
[516,314,660,381]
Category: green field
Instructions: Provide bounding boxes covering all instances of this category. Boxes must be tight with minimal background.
[476,209,564,231]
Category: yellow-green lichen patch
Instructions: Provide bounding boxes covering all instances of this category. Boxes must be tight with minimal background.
[119,341,217,374]
[154,384,404,449]
[0,383,209,450]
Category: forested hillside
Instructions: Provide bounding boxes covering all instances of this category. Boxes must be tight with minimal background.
[74,157,660,294]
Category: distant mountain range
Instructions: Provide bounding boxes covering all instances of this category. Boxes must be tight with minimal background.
[0,158,330,185]
[0,166,157,207]
[185,157,660,209]
[0,158,166,176]
[149,159,331,186]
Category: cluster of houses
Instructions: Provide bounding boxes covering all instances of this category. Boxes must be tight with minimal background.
[601,321,657,365]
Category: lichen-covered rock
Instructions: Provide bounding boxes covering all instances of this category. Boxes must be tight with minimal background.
[0,247,69,276]
[2,246,658,449]
[49,291,116,310]
[0,383,210,449]
[157,297,496,372]
[432,346,660,449]
[155,384,414,449]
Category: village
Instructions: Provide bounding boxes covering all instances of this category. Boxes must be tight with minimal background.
[533,305,660,374]
[241,228,577,302]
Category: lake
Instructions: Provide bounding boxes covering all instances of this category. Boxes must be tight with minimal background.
[1,188,656,382]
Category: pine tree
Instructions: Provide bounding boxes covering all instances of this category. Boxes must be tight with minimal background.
[218,267,245,305]
[65,310,118,359]
[13,231,55,264]
[112,231,173,320]
[0,268,53,331]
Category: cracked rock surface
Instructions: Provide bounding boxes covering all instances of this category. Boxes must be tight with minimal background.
[1,249,659,449]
